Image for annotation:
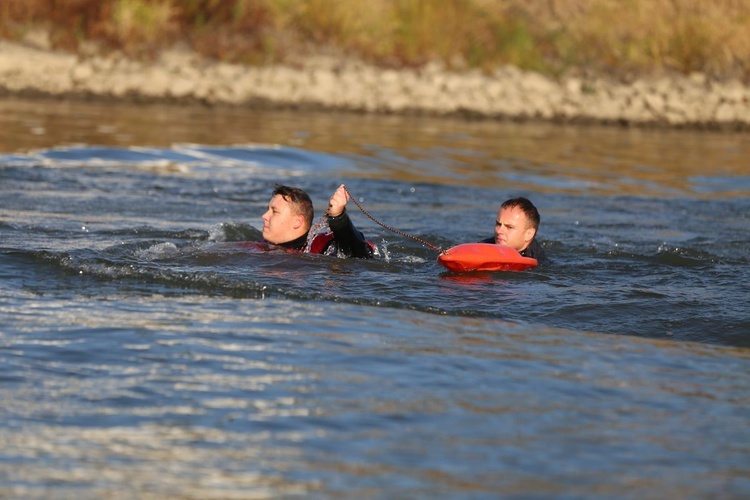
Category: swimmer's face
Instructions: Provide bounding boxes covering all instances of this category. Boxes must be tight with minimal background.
[262,194,306,245]
[494,205,536,252]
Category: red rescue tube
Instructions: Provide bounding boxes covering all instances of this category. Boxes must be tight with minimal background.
[437,243,538,272]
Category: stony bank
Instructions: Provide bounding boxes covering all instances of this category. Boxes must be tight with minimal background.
[1,40,748,130]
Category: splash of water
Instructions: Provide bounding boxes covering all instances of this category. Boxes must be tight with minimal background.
[304,216,333,254]
[208,223,229,242]
[135,242,179,260]
[379,239,389,262]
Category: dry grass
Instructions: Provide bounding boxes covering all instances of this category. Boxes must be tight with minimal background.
[1,0,748,80]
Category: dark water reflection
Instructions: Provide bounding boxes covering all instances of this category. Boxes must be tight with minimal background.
[1,97,749,497]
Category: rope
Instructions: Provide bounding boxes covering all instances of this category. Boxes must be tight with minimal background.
[342,185,443,253]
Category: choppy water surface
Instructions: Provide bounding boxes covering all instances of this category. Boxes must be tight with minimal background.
[1,97,749,497]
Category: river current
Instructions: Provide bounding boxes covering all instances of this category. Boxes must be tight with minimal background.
[1,97,749,498]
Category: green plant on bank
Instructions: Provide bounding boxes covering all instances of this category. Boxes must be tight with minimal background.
[112,0,175,46]
[0,0,748,80]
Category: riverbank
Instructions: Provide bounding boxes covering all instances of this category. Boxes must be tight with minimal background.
[1,40,748,130]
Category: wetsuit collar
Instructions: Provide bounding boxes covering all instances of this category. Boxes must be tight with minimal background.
[276,232,308,251]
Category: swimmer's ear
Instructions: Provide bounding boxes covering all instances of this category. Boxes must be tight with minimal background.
[524,226,536,242]
[292,214,305,230]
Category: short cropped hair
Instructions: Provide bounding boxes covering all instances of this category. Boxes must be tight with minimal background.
[501,197,540,230]
[273,184,314,228]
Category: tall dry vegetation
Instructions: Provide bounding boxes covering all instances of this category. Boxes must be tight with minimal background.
[1,0,749,80]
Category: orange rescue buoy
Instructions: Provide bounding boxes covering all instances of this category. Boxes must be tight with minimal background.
[437,243,538,272]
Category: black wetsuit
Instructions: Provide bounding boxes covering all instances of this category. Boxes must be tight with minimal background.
[279,210,374,258]
[481,237,547,262]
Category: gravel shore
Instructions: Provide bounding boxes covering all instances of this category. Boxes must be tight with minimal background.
[1,40,748,130]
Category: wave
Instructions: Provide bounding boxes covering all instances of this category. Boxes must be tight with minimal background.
[0,143,351,178]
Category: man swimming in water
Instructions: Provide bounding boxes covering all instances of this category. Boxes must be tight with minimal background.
[262,184,374,258]
[482,197,547,261]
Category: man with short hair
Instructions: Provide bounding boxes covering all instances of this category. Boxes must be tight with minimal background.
[261,184,374,258]
[481,197,546,261]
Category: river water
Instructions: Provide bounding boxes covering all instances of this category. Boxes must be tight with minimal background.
[1,97,749,498]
